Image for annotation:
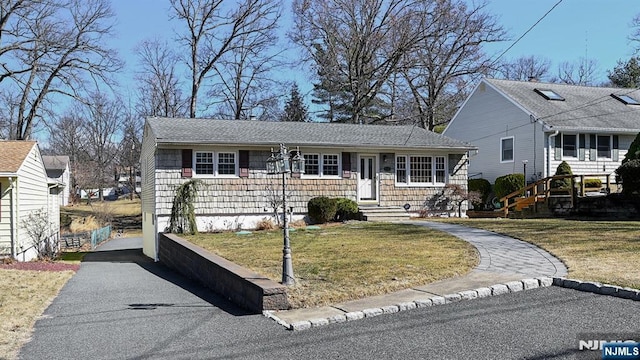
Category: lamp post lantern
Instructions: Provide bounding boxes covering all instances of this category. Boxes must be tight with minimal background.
[266,144,304,285]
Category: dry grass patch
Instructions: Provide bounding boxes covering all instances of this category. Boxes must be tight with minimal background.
[0,269,74,360]
[438,218,640,289]
[64,198,141,217]
[185,222,477,308]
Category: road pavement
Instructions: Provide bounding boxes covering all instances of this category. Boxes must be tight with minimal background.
[18,236,638,360]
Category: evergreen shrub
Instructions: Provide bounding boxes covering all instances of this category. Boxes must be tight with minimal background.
[334,198,359,222]
[494,173,524,200]
[468,178,492,209]
[551,161,573,189]
[307,196,338,224]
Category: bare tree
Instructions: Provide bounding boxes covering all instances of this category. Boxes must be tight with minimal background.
[497,55,551,82]
[171,0,282,118]
[0,0,122,140]
[292,0,426,124]
[23,208,57,259]
[399,0,505,130]
[206,2,282,120]
[116,109,142,199]
[80,92,123,200]
[555,58,599,85]
[134,39,187,118]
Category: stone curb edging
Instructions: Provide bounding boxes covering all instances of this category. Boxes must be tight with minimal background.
[263,276,554,331]
[552,277,640,301]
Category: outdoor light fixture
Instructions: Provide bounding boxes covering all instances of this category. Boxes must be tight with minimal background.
[266,144,304,285]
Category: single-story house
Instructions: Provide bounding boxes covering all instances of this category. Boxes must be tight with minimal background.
[141,117,475,260]
[0,141,62,261]
[444,78,640,184]
[43,155,71,206]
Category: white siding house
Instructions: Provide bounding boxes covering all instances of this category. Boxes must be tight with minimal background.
[141,117,476,260]
[43,155,71,206]
[0,141,62,261]
[444,78,640,184]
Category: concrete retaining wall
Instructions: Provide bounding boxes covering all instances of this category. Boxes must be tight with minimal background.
[158,233,289,313]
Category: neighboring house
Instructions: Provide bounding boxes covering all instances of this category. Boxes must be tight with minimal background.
[141,117,475,260]
[43,155,71,206]
[0,141,62,261]
[444,78,640,184]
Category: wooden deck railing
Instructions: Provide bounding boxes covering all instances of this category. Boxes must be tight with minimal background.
[499,173,613,217]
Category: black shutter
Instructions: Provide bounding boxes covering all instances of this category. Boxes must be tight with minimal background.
[342,152,351,178]
[239,150,249,177]
[578,134,585,161]
[181,149,193,178]
[613,135,619,162]
[589,134,596,161]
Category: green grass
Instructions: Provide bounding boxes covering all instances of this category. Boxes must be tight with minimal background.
[185,222,478,308]
[436,218,640,290]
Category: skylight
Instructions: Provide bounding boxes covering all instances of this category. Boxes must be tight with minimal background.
[534,88,565,101]
[611,93,640,105]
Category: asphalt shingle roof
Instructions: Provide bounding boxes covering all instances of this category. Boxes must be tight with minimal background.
[0,141,36,174]
[486,78,640,133]
[146,117,475,150]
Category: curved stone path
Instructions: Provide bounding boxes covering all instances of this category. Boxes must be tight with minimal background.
[271,220,568,329]
[413,221,567,277]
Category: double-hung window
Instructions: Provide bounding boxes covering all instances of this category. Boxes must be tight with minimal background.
[195,152,214,175]
[501,137,514,162]
[194,151,237,176]
[396,155,446,185]
[563,134,577,158]
[303,153,340,177]
[597,135,611,158]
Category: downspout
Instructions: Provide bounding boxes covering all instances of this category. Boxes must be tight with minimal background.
[547,130,559,178]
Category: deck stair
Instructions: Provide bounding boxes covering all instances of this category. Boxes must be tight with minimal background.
[359,206,411,222]
[500,173,613,218]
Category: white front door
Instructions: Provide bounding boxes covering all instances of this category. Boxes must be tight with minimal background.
[359,156,377,201]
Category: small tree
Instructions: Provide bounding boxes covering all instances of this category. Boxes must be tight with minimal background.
[280,83,309,122]
[424,184,481,217]
[551,161,573,189]
[166,180,200,235]
[23,209,56,259]
[622,132,640,164]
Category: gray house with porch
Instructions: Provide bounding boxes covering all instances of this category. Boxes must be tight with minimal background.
[140,117,475,260]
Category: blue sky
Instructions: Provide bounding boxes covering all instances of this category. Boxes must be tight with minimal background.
[109,0,640,98]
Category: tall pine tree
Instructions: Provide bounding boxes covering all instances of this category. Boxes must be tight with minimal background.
[280,83,310,122]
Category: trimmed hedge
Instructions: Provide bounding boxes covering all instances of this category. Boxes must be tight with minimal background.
[468,178,492,209]
[616,159,640,195]
[307,196,338,224]
[494,173,524,200]
[335,198,359,222]
[583,178,602,188]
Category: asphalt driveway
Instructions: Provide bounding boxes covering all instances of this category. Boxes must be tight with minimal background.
[19,237,639,360]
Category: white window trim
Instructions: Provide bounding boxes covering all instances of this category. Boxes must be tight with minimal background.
[193,150,239,178]
[500,136,514,163]
[395,154,447,187]
[562,134,578,159]
[302,152,342,178]
[596,135,612,159]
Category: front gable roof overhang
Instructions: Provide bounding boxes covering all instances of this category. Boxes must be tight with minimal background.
[146,117,477,152]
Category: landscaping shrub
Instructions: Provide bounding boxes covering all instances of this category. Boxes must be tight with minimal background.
[334,198,359,222]
[583,178,602,188]
[622,132,640,164]
[468,178,491,209]
[616,159,640,195]
[494,173,524,200]
[307,196,338,224]
[551,161,573,189]
[255,218,277,231]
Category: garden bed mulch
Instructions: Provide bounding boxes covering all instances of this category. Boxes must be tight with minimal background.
[0,261,80,272]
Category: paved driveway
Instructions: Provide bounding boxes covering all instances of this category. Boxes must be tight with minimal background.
[19,237,639,360]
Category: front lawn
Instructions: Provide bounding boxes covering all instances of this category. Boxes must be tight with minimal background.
[437,218,640,290]
[185,222,478,308]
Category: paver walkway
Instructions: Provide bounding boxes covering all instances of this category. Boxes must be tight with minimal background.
[271,220,567,326]
[413,221,567,277]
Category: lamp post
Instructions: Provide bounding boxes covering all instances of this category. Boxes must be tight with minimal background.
[522,160,528,185]
[266,144,305,285]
